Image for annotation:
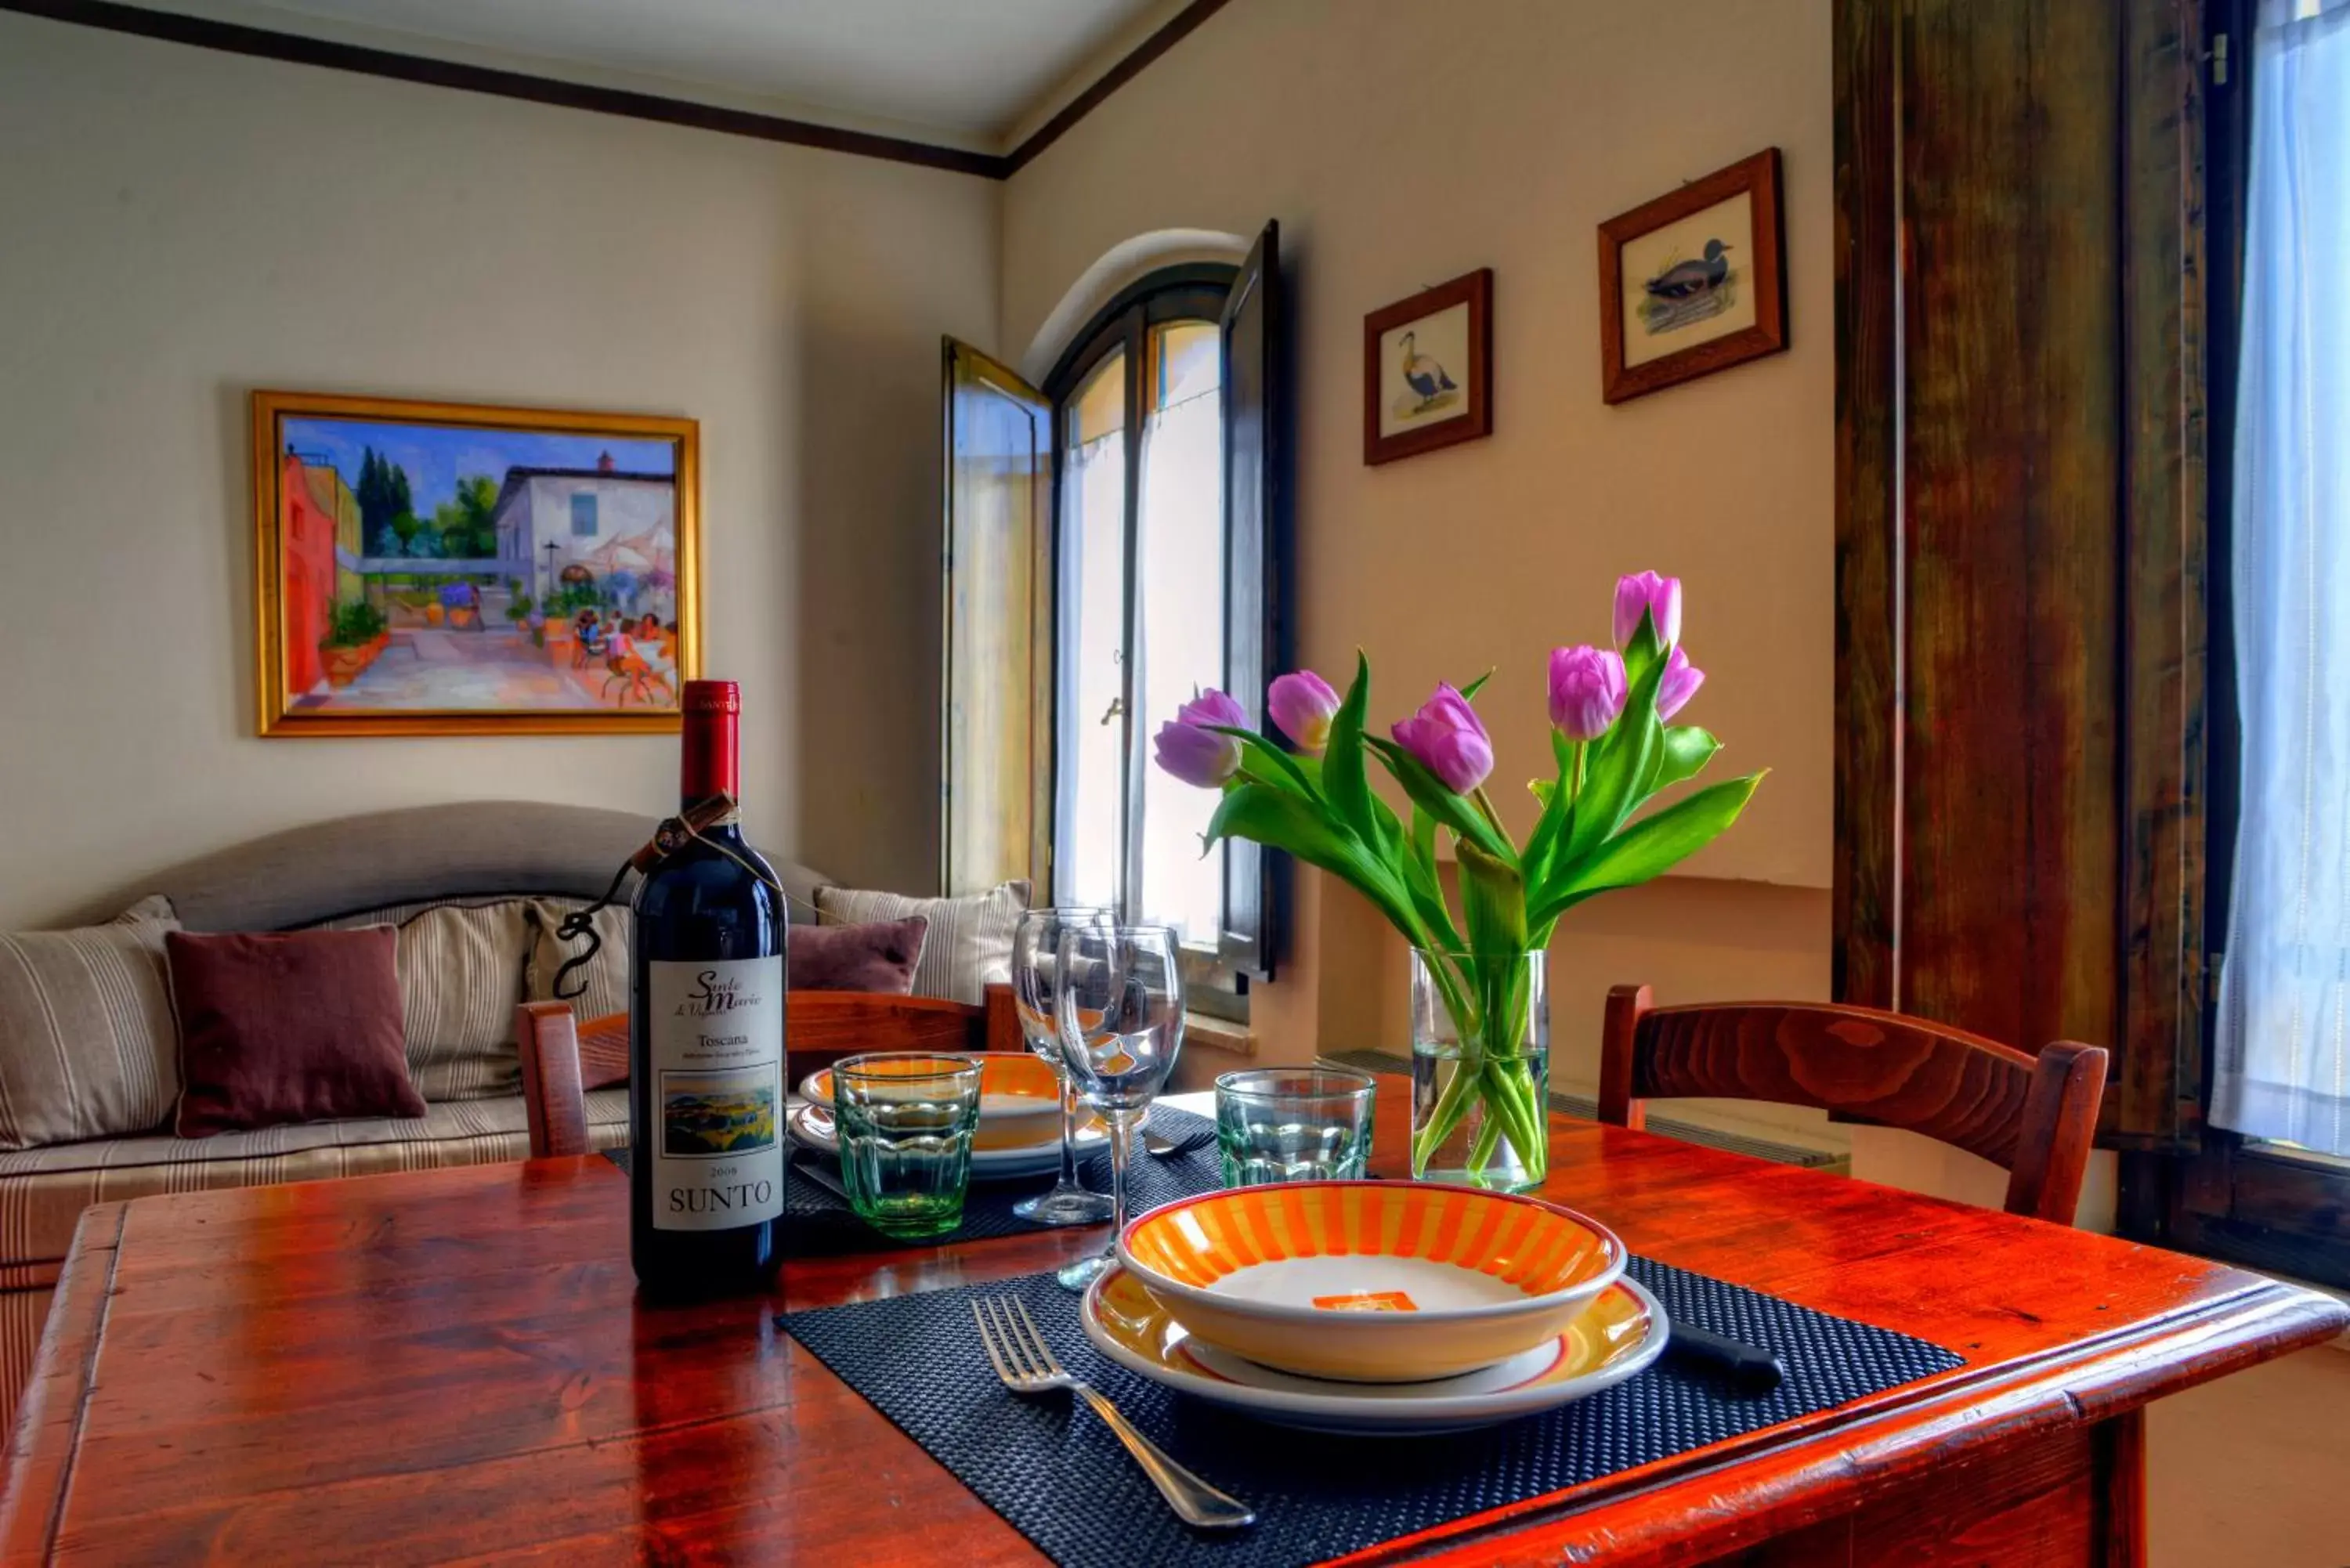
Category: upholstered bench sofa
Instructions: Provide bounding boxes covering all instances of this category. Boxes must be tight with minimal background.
[0,800,828,1432]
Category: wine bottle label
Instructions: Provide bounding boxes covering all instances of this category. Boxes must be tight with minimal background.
[645,956,785,1233]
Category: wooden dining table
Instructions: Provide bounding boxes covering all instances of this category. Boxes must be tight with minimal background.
[2,1079,2341,1566]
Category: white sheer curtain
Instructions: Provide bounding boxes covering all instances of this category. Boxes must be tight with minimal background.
[2213,0,2350,1155]
[1133,384,1226,946]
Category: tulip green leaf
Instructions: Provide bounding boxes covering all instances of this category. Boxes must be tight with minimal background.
[1458,670,1494,703]
[1457,839,1527,959]
[1202,725,1316,798]
[1365,736,1517,865]
[1651,726,1719,793]
[1399,804,1462,952]
[1531,771,1766,927]
[1553,648,1667,884]
[1321,652,1379,850]
[1204,782,1419,936]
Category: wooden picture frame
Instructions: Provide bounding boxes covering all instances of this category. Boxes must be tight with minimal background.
[1599,149,1788,404]
[1363,269,1492,464]
[253,389,700,736]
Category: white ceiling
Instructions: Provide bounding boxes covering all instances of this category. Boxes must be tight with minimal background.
[201,0,1168,145]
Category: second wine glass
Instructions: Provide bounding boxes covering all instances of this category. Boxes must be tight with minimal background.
[1053,923,1184,1291]
[1008,907,1115,1225]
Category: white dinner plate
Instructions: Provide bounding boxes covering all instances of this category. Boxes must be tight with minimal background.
[1079,1264,1668,1435]
[785,1098,1105,1182]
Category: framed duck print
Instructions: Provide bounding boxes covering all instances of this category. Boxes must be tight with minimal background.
[1598,149,1787,404]
[252,389,700,736]
[1364,269,1492,465]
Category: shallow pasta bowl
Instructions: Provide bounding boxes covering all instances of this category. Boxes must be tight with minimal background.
[1117,1180,1625,1383]
[801,1053,1065,1152]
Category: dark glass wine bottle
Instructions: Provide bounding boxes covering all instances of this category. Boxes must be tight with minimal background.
[629,679,786,1295]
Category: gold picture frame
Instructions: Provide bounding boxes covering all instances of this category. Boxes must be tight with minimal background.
[252,389,701,736]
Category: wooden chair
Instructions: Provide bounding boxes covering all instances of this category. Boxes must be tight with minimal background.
[1598,986,2109,1224]
[514,984,1025,1159]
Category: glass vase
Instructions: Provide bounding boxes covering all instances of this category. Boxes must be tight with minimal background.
[1408,949,1549,1191]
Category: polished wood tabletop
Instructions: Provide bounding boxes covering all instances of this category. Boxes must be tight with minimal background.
[2,1082,2340,1566]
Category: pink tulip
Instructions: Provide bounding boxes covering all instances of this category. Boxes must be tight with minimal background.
[1267,670,1341,751]
[1152,688,1249,788]
[1613,571,1683,649]
[1656,646,1705,721]
[1392,684,1494,794]
[1547,645,1628,741]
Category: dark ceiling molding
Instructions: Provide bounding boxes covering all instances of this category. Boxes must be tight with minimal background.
[1003,0,1234,173]
[0,0,1235,181]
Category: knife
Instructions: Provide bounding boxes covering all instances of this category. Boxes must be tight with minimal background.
[1664,1322,1787,1394]
[790,1152,852,1204]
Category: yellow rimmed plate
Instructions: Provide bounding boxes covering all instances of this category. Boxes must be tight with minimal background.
[1118,1180,1627,1382]
[1081,1264,1666,1435]
[785,1099,1106,1182]
[801,1053,1072,1154]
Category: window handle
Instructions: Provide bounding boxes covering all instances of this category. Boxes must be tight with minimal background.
[1100,698,1124,727]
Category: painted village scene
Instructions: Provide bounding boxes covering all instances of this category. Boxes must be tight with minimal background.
[276,417,683,716]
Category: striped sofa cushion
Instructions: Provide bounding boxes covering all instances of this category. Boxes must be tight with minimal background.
[524,899,627,1023]
[0,898,182,1151]
[814,880,1029,1005]
[318,900,533,1101]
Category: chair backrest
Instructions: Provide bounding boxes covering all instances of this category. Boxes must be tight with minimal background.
[1597,985,2108,1224]
[513,985,1025,1160]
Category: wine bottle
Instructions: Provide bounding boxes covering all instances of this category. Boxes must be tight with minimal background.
[629,679,786,1295]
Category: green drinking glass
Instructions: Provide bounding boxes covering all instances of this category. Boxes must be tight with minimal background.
[830,1053,985,1240]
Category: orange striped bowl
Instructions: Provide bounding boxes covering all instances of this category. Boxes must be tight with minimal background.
[1117,1181,1625,1383]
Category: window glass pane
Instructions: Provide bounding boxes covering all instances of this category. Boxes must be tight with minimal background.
[1135,321,1225,946]
[569,492,598,537]
[1054,349,1126,911]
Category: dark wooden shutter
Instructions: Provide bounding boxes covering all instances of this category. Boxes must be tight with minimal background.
[941,338,1053,897]
[1219,222,1288,979]
[1831,0,2208,1150]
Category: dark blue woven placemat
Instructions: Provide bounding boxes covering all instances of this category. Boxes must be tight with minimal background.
[603,1106,1220,1252]
[779,1259,1965,1568]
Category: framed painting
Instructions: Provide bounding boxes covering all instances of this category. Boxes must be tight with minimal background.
[1598,149,1788,404]
[251,390,700,736]
[1363,268,1492,465]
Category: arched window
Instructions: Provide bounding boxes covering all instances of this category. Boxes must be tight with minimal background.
[942,228,1285,1008]
[1046,266,1236,956]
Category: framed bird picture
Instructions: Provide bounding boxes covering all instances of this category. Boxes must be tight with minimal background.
[1598,148,1788,404]
[1363,268,1492,465]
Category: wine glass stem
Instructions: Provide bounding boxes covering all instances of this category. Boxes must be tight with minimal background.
[1056,1070,1083,1188]
[1105,1109,1141,1250]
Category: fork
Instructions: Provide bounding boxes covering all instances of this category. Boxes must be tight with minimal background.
[971,1295,1256,1530]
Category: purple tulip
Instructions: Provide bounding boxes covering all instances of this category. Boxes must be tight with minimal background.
[1392,684,1494,794]
[1267,670,1341,751]
[1547,645,1628,741]
[1613,570,1683,649]
[1656,645,1705,721]
[1152,688,1249,788]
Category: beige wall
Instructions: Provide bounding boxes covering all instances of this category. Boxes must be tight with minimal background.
[1001,0,1834,1065]
[0,15,998,927]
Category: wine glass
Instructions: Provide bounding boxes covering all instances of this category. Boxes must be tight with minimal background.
[1052,923,1184,1291]
[1009,907,1117,1225]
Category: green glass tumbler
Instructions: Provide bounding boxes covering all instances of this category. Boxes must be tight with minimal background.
[830,1053,984,1240]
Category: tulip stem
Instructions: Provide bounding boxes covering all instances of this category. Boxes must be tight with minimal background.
[1571,742,1587,803]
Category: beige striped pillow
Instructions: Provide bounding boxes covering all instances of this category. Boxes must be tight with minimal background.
[813,881,1029,1005]
[322,901,531,1102]
[524,900,627,1024]
[0,897,183,1150]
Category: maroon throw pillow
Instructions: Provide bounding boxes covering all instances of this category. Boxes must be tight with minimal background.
[788,915,927,994]
[167,929,425,1137]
